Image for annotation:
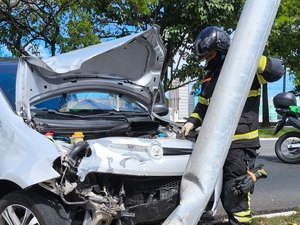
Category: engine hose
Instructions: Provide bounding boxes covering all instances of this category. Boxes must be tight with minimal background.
[59,191,88,206]
[68,141,90,162]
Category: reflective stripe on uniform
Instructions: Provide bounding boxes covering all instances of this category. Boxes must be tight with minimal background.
[232,215,252,223]
[232,194,252,224]
[233,209,251,217]
[190,113,203,122]
[257,73,267,85]
[198,96,210,105]
[248,192,251,209]
[232,130,259,142]
[248,88,261,97]
[203,77,212,83]
[257,55,267,74]
[232,210,252,223]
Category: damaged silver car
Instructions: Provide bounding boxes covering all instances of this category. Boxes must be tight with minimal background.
[0,26,222,225]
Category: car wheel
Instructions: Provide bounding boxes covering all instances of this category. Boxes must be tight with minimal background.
[0,189,70,225]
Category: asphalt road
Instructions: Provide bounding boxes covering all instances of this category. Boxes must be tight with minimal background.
[216,138,300,216]
[252,138,300,214]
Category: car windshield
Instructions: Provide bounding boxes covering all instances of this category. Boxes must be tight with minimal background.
[33,92,148,114]
[0,60,18,110]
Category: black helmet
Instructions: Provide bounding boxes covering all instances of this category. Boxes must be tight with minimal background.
[194,26,230,59]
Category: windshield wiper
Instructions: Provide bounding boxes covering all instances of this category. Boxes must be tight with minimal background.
[32,109,94,119]
[77,111,149,118]
[107,111,149,116]
[46,110,87,119]
[33,108,149,119]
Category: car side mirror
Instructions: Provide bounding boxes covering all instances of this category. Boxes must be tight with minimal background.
[152,103,169,116]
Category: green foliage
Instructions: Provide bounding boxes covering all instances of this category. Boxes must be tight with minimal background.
[266,0,300,91]
[0,0,242,91]
[152,0,242,91]
[82,0,157,37]
[59,6,100,53]
[1,0,298,94]
[252,210,300,225]
[0,0,100,57]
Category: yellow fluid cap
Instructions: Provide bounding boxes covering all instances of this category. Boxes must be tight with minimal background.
[72,132,84,138]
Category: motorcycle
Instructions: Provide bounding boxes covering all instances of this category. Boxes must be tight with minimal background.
[273,92,300,163]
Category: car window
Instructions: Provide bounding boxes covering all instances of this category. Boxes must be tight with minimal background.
[34,92,147,113]
[0,61,18,110]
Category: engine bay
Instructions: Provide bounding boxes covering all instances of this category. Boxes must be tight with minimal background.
[33,114,194,225]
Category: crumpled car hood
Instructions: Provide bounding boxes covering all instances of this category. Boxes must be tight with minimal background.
[15,25,165,120]
[77,137,194,181]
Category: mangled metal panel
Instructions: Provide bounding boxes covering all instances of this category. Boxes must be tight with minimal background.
[77,137,193,181]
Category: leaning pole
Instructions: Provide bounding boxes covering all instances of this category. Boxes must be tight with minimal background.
[163,0,281,224]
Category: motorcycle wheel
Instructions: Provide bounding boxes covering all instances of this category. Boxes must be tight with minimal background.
[275,131,300,164]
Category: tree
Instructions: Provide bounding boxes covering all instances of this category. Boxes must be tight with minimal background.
[259,0,300,126]
[83,0,298,93]
[159,1,244,90]
[0,0,242,88]
[0,0,159,57]
[87,0,243,91]
[266,0,300,90]
[2,0,292,126]
[0,0,100,57]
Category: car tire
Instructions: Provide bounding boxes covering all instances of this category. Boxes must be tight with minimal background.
[0,189,71,225]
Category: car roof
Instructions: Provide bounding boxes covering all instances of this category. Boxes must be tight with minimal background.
[0,58,18,63]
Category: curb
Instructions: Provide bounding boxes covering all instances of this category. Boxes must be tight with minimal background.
[212,211,298,224]
[254,210,297,219]
[260,138,278,140]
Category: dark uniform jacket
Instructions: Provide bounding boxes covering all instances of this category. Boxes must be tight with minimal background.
[187,56,284,149]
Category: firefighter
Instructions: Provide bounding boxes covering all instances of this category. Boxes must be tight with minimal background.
[181,26,284,225]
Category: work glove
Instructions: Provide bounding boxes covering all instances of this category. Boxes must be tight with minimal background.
[181,122,195,136]
[231,164,267,196]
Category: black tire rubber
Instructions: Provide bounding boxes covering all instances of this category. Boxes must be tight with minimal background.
[275,131,300,164]
[0,189,71,225]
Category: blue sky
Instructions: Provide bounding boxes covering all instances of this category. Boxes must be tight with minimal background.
[0,45,13,58]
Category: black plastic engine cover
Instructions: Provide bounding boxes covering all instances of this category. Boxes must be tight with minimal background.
[122,193,178,225]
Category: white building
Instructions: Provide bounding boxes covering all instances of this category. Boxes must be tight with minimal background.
[168,79,195,122]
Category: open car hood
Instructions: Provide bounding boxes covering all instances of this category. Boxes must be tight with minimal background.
[15,25,166,120]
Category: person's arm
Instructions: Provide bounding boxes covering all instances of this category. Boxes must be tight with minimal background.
[256,56,284,84]
[181,88,210,136]
[187,94,209,128]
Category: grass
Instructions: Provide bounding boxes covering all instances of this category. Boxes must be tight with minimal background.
[212,210,300,225]
[258,127,298,138]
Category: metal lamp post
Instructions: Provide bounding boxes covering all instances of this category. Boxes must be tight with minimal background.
[163,0,281,224]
